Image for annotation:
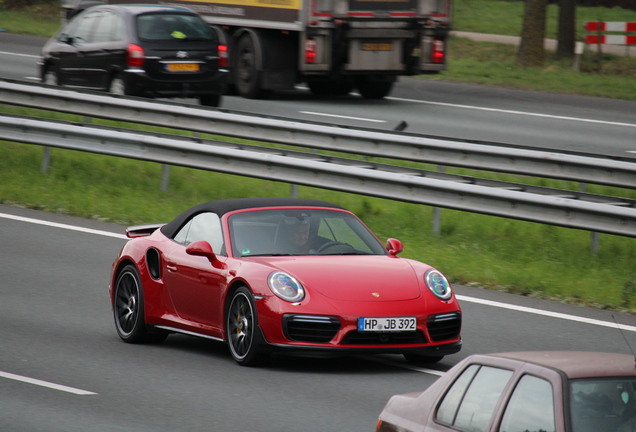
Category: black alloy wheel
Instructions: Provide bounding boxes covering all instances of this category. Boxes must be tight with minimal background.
[226,286,266,366]
[113,264,166,343]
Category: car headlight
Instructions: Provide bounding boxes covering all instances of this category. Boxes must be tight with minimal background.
[268,271,305,303]
[425,269,452,300]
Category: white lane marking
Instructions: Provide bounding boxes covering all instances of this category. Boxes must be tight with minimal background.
[0,371,97,395]
[0,212,127,239]
[0,51,39,59]
[299,111,387,123]
[366,357,445,376]
[388,96,636,129]
[456,295,636,332]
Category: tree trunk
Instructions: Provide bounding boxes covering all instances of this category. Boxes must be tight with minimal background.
[556,0,577,59]
[517,0,548,67]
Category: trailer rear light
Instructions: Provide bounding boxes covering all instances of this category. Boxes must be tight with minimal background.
[218,44,228,68]
[305,38,316,64]
[432,39,445,63]
[127,43,144,68]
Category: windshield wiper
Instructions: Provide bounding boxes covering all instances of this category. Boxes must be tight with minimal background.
[241,253,293,257]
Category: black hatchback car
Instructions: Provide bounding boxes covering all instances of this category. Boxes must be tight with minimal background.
[40,4,227,106]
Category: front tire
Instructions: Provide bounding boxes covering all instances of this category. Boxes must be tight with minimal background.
[226,286,267,366]
[113,264,167,344]
[43,68,59,86]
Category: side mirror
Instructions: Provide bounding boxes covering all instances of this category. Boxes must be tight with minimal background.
[59,33,72,44]
[386,238,404,256]
[186,240,223,267]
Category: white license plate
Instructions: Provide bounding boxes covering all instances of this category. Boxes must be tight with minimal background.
[358,317,416,332]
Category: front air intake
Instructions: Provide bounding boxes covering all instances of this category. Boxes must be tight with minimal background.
[283,315,340,343]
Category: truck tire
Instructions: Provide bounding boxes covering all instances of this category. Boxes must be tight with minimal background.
[356,80,393,99]
[307,80,353,96]
[235,34,270,99]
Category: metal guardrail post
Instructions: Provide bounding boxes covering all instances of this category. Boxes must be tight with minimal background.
[41,147,51,174]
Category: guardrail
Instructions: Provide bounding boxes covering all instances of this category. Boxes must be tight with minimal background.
[2,114,636,238]
[1,80,635,189]
[1,80,635,238]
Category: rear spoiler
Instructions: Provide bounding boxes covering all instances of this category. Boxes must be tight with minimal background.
[125,223,165,238]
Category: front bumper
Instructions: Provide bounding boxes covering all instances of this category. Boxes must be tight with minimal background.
[258,310,462,356]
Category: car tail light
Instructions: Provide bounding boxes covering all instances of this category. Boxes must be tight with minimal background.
[218,44,228,68]
[305,38,316,64]
[127,43,144,68]
[432,39,445,63]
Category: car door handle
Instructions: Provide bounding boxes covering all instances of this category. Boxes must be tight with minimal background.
[166,264,178,272]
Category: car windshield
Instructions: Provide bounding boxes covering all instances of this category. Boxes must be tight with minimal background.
[136,13,214,41]
[228,208,387,257]
[570,377,636,432]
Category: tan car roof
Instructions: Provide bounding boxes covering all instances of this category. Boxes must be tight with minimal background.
[493,351,636,379]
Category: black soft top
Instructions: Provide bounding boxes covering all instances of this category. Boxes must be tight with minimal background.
[160,197,345,238]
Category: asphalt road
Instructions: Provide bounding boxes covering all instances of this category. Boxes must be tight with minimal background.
[1,32,635,161]
[2,204,636,432]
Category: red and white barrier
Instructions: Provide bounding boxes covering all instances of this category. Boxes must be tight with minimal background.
[584,21,636,45]
[585,21,636,32]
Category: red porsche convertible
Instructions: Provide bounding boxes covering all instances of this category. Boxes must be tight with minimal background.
[109,198,462,366]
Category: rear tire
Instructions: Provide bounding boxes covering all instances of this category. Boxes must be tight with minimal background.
[234,35,270,99]
[113,265,167,344]
[109,74,130,96]
[308,80,353,96]
[200,94,222,107]
[356,80,393,99]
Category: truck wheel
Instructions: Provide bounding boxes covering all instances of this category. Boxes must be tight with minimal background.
[235,35,269,99]
[357,80,393,99]
[308,80,352,96]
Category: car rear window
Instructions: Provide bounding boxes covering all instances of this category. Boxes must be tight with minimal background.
[570,378,636,432]
[136,13,214,41]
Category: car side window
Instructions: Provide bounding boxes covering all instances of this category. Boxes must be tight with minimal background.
[173,212,224,254]
[436,364,513,432]
[499,374,555,432]
[72,11,99,44]
[92,11,117,43]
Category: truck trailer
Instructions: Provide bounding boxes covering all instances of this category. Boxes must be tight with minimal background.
[66,0,451,99]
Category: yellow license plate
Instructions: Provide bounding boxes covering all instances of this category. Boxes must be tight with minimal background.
[362,42,393,51]
[166,63,200,72]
